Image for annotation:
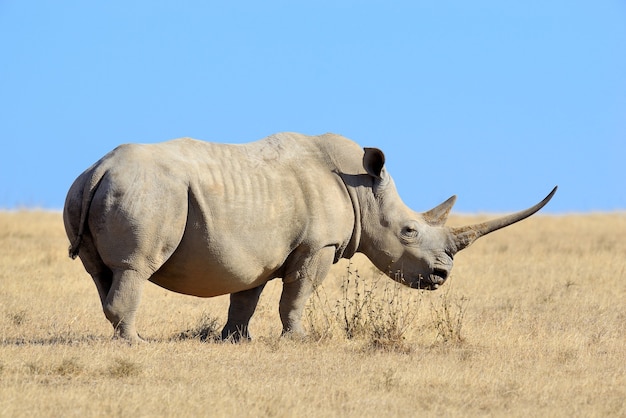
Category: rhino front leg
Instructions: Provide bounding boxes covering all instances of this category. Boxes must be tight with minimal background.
[103,269,146,344]
[221,283,267,342]
[279,246,334,336]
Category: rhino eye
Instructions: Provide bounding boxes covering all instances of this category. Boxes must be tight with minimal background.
[401,225,418,239]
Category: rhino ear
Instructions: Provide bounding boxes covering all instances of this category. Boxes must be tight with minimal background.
[363,147,386,179]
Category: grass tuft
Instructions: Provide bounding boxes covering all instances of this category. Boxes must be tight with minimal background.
[107,358,142,378]
[8,310,28,326]
[174,312,221,342]
[54,358,83,376]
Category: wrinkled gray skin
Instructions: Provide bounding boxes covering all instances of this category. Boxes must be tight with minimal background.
[64,132,556,343]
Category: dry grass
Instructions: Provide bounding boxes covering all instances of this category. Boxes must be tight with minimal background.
[1,211,624,417]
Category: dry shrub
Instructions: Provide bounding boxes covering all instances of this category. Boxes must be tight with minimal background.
[306,261,422,352]
[430,286,469,344]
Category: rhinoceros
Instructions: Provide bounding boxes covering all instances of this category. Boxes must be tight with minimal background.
[63,132,556,342]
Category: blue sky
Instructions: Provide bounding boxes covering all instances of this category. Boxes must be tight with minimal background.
[1,1,625,213]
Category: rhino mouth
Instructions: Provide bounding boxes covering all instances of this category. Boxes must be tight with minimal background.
[411,268,448,290]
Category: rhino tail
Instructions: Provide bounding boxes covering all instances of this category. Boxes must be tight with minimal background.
[68,162,109,259]
[69,239,81,259]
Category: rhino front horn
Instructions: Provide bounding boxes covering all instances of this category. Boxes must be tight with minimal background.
[451,186,557,252]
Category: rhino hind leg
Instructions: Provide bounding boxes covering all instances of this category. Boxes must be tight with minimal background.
[91,270,113,309]
[103,269,147,343]
[221,283,267,342]
[70,235,118,325]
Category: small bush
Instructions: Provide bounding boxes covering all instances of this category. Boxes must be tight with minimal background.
[338,263,419,350]
[306,261,420,352]
[305,262,470,350]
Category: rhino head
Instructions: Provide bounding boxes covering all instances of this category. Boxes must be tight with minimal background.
[356,147,557,290]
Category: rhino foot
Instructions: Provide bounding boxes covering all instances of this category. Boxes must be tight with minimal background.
[111,332,146,345]
[220,326,252,343]
[280,329,309,342]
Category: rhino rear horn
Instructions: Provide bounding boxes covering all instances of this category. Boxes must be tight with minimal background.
[423,195,457,226]
[451,186,557,252]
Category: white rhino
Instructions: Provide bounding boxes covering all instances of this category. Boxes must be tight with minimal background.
[64,132,556,342]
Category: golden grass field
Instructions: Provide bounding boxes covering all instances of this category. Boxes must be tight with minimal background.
[0,211,624,417]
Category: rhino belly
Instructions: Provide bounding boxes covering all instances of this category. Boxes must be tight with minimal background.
[148,231,285,298]
[149,270,257,297]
